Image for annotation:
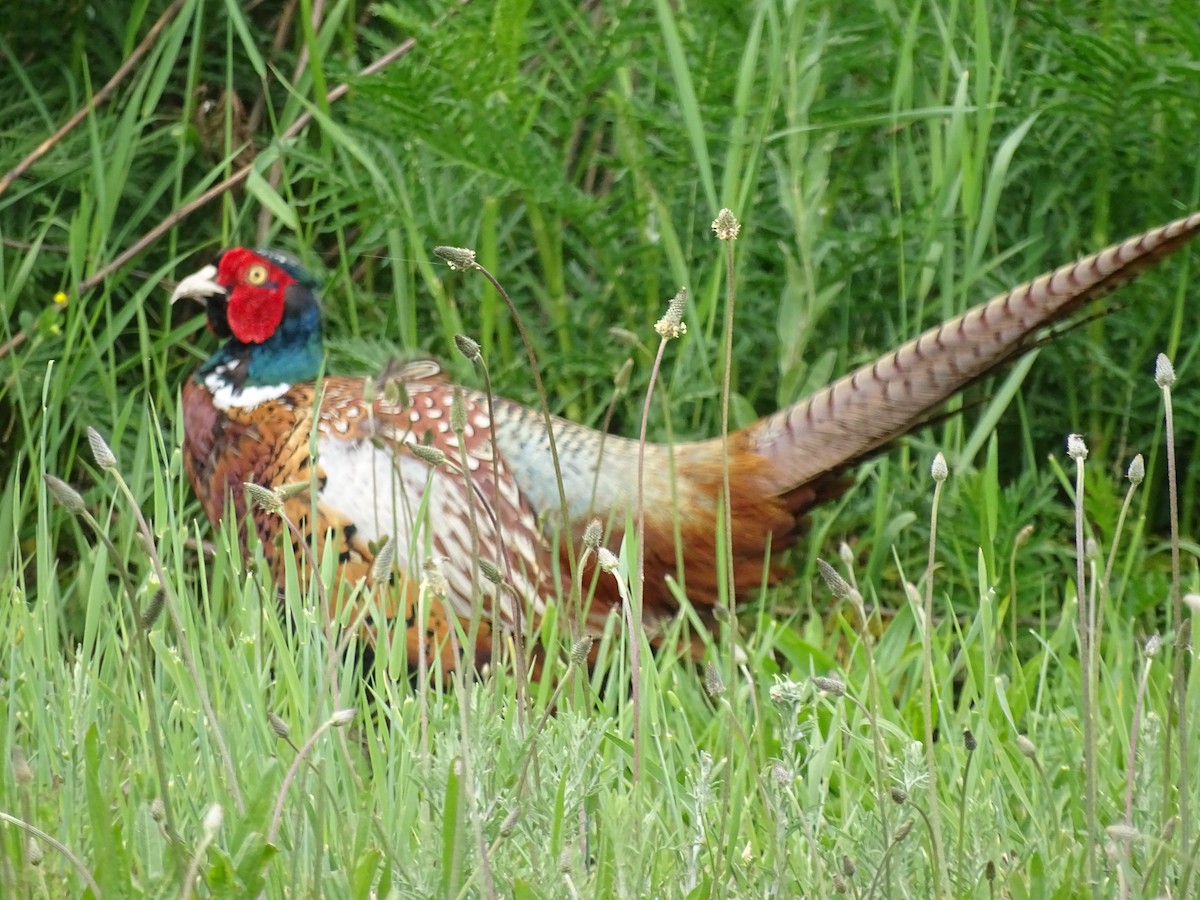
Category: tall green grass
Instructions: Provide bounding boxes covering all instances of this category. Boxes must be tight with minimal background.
[2,0,1200,895]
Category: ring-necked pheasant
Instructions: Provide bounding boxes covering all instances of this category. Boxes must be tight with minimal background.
[172,214,1200,674]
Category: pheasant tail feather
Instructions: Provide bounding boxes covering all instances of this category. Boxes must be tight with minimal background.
[748,211,1200,502]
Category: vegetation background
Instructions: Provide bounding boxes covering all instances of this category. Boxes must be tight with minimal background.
[2,0,1199,896]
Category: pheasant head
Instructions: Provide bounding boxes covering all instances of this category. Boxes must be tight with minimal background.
[171,247,323,408]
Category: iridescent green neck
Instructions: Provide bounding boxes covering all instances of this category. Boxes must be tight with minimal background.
[199,300,323,392]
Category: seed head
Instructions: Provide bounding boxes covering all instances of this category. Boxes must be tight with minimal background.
[816,558,851,601]
[479,558,503,585]
[1066,434,1088,461]
[1145,633,1162,657]
[812,676,846,697]
[890,786,908,804]
[330,708,357,728]
[931,452,948,482]
[963,728,977,752]
[582,518,603,550]
[711,208,740,241]
[704,661,725,698]
[597,548,620,573]
[369,537,396,584]
[140,588,166,630]
[44,474,86,515]
[150,797,166,822]
[86,427,118,470]
[267,711,291,741]
[26,837,43,866]
[1126,454,1145,485]
[841,855,856,877]
[1015,523,1034,549]
[454,334,482,363]
[243,482,282,514]
[654,287,688,340]
[410,444,446,467]
[1155,353,1176,388]
[500,806,520,837]
[433,246,479,271]
[569,636,594,667]
[1016,734,1037,759]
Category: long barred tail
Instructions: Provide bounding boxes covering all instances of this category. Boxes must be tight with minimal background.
[745,211,1200,504]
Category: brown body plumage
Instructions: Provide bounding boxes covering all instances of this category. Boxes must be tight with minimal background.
[174,214,1200,674]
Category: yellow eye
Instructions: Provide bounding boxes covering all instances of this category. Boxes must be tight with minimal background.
[246,264,269,285]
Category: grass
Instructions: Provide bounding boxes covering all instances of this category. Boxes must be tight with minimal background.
[3,0,1200,896]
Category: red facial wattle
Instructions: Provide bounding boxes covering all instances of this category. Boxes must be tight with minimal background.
[218,248,294,344]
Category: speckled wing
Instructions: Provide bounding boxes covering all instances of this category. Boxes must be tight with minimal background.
[321,376,545,612]
[182,362,547,671]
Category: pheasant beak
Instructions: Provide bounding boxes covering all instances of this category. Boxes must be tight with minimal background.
[170,263,225,304]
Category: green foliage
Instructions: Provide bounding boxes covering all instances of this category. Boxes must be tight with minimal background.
[2,0,1200,896]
